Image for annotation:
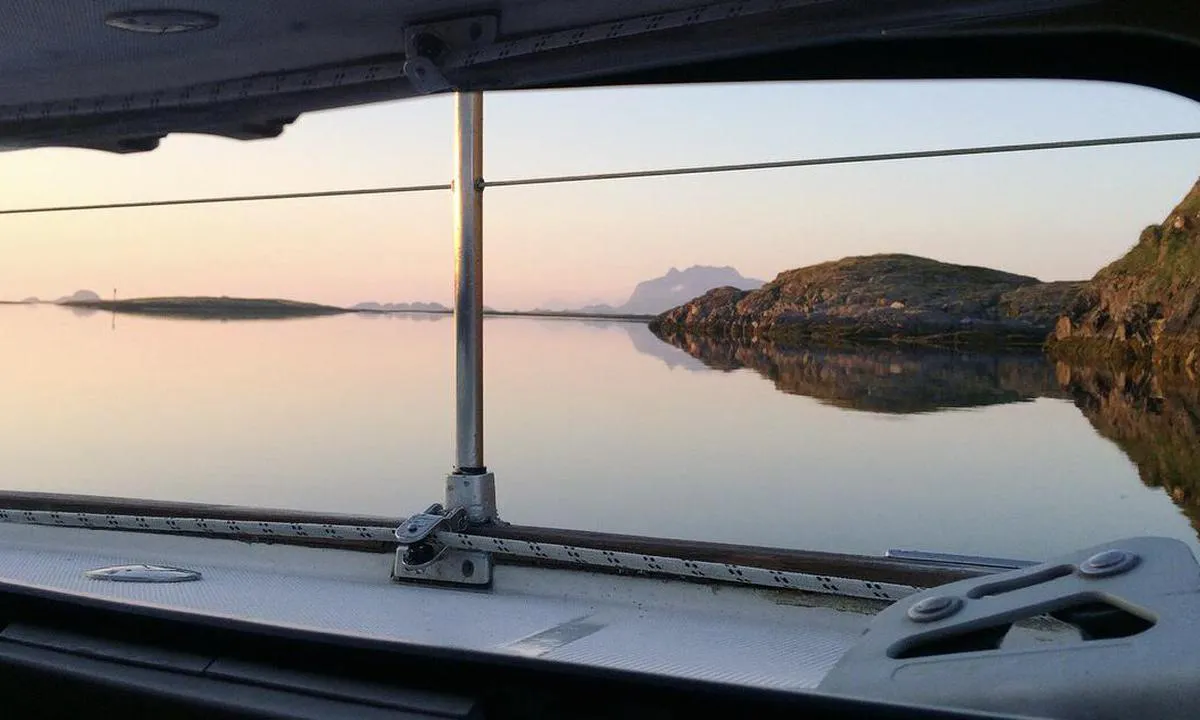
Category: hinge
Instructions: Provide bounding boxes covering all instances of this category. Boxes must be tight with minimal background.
[392,503,492,587]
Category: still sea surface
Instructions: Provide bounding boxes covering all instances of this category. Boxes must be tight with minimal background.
[2,304,1196,561]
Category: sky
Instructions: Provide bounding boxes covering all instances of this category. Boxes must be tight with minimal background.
[1,79,1199,309]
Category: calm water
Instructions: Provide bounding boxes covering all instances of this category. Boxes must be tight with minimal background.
[2,304,1196,560]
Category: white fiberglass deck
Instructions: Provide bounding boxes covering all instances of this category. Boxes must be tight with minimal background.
[0,522,873,690]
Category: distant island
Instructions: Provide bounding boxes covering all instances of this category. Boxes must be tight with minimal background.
[651,174,1200,369]
[15,173,1198,370]
[353,301,451,313]
[61,296,346,319]
[49,295,654,322]
[57,289,101,304]
[651,254,1085,349]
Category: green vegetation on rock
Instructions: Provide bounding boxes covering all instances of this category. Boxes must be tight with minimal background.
[651,254,1085,349]
[1049,178,1200,372]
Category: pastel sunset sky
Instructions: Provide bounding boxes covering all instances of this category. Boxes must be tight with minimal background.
[2,79,1199,308]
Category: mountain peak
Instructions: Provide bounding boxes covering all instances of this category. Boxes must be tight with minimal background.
[620,266,764,315]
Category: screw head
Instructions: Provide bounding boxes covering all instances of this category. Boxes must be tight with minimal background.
[907,595,963,622]
[1078,549,1139,578]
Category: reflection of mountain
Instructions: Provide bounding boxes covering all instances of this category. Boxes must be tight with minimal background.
[654,330,1064,413]
[357,311,447,322]
[623,324,709,371]
[1058,363,1200,531]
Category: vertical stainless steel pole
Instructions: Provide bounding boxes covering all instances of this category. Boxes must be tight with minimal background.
[447,91,496,523]
[453,91,484,472]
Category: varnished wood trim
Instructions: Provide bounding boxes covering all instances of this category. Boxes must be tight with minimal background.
[0,491,400,527]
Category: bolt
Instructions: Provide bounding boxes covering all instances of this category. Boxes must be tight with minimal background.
[1089,550,1125,568]
[412,32,447,62]
[406,523,420,534]
[907,595,963,623]
[1078,549,1139,578]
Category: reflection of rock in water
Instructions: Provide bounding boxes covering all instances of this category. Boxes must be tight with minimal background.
[654,330,1064,413]
[623,324,709,372]
[1058,363,1200,531]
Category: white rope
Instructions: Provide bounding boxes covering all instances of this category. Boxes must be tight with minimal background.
[0,508,917,601]
[440,531,915,601]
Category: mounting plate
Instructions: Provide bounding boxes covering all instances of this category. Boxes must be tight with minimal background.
[392,547,492,587]
[820,536,1200,720]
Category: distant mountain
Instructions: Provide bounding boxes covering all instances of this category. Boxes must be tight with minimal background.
[55,289,101,304]
[619,266,764,315]
[536,266,763,316]
[353,301,450,313]
[20,296,39,304]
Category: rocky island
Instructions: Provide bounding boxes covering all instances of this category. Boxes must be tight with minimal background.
[1050,179,1200,372]
[62,296,347,319]
[652,175,1200,365]
[651,254,1085,349]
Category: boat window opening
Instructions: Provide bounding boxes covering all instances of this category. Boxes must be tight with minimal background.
[2,78,1200,566]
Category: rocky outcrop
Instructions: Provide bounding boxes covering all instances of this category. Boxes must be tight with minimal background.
[654,329,1064,413]
[1058,362,1200,531]
[1050,178,1200,371]
[651,254,1085,349]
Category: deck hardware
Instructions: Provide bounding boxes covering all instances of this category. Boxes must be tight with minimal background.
[104,10,218,34]
[822,537,1191,718]
[403,16,497,94]
[393,504,491,587]
[1078,549,1139,578]
[886,549,1036,571]
[85,564,201,583]
[397,504,467,544]
[391,91,493,588]
[906,595,963,622]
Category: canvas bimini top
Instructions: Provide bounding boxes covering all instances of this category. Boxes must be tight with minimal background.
[0,0,1198,153]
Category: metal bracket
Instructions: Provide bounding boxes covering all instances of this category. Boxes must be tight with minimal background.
[403,15,498,94]
[821,537,1200,720]
[392,503,491,587]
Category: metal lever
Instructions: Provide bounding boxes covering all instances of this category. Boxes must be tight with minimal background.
[396,504,467,544]
[392,504,491,587]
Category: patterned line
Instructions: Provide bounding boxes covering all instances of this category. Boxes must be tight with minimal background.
[0,60,412,123]
[445,0,836,69]
[439,532,914,601]
[0,508,917,601]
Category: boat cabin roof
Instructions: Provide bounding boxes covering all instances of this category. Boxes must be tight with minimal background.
[1,0,1197,153]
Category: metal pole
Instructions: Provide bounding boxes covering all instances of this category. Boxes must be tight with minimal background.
[446,91,496,523]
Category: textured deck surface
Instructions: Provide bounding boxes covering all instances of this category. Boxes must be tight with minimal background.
[0,523,871,690]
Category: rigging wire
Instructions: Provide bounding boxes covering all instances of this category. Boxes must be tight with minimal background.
[2,131,1198,216]
[485,131,1200,188]
[0,183,451,216]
